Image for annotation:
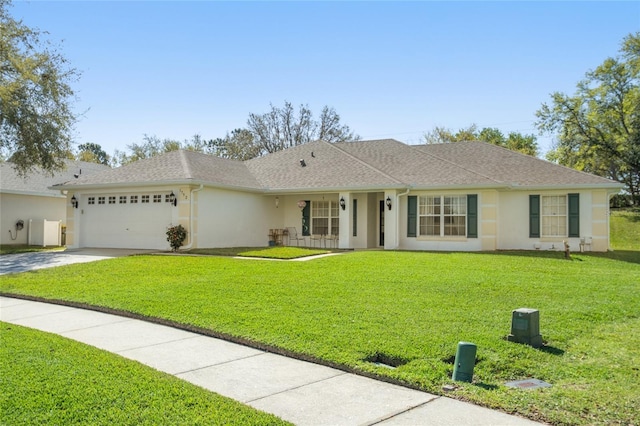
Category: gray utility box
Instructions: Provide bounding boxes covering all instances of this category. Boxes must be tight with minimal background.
[507,308,543,348]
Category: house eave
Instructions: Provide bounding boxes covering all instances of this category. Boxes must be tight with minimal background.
[1,189,65,198]
[49,180,264,194]
[262,184,406,194]
[508,183,625,191]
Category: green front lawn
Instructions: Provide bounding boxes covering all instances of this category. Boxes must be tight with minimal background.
[2,210,638,424]
[0,245,65,255]
[610,208,640,250]
[0,323,289,425]
[2,249,639,425]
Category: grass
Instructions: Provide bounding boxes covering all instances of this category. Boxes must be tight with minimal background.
[0,322,289,425]
[0,245,65,255]
[187,246,330,259]
[1,210,638,425]
[2,250,639,425]
[610,208,640,251]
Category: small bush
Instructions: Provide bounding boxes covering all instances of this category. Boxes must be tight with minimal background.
[166,224,187,251]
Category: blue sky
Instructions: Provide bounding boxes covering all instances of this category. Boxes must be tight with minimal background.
[11,1,640,157]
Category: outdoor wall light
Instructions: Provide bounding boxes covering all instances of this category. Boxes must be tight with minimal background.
[339,196,346,210]
[297,200,307,210]
[169,191,177,207]
[386,196,392,210]
[275,197,279,208]
[71,195,78,209]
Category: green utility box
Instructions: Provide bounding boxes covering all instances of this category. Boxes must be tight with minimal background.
[452,341,477,382]
[507,308,543,348]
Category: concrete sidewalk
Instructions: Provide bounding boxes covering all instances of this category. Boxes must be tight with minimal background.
[0,296,542,425]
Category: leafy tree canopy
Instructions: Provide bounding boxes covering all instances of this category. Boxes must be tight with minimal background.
[536,32,639,204]
[423,124,539,156]
[76,142,109,165]
[113,102,360,164]
[0,0,79,176]
[245,101,360,156]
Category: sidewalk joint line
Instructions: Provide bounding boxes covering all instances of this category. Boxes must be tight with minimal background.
[174,352,267,375]
[245,371,348,403]
[365,396,443,425]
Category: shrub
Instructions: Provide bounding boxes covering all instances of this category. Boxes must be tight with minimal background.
[166,224,187,251]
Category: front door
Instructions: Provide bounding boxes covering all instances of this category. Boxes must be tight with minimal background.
[379,200,385,246]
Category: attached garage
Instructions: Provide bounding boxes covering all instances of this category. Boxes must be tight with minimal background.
[79,192,173,249]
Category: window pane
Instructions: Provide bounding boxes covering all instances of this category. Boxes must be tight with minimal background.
[419,216,440,236]
[542,195,567,236]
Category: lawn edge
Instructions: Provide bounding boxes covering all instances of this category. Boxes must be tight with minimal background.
[0,292,418,388]
[0,292,551,424]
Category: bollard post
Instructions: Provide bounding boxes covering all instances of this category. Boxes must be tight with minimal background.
[452,341,477,382]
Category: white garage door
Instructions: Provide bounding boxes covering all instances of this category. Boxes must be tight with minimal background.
[80,193,173,249]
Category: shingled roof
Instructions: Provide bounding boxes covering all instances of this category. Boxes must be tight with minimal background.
[1,160,111,197]
[413,142,618,188]
[54,150,262,191]
[50,140,622,192]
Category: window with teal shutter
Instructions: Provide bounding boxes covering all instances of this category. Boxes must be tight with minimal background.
[467,194,477,238]
[407,196,417,237]
[529,195,540,238]
[568,193,580,237]
[302,201,310,236]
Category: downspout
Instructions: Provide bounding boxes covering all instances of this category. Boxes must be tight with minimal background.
[181,184,204,250]
[395,188,411,249]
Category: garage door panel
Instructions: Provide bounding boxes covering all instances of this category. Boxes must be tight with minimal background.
[81,194,172,249]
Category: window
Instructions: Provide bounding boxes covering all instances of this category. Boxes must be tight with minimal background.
[141,195,150,203]
[98,196,105,205]
[130,195,138,204]
[88,197,95,205]
[542,195,567,237]
[165,194,172,203]
[419,195,466,236]
[119,196,127,204]
[108,196,116,204]
[311,201,339,235]
[153,194,162,203]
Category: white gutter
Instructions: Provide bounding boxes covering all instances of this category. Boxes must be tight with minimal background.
[182,184,204,250]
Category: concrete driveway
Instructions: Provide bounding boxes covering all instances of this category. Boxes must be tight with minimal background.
[0,248,157,275]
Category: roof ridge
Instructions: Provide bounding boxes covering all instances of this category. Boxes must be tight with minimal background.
[178,149,194,179]
[414,142,504,185]
[328,140,405,185]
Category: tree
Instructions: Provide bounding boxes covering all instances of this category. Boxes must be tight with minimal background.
[247,101,359,156]
[536,32,640,205]
[77,143,109,165]
[423,124,539,156]
[0,0,79,176]
[114,134,182,165]
[208,129,260,161]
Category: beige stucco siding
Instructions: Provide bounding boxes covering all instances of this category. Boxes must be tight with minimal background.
[0,193,66,245]
[497,189,609,252]
[196,188,278,248]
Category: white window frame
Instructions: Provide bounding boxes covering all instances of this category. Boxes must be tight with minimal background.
[311,201,339,236]
[542,195,567,237]
[418,195,467,237]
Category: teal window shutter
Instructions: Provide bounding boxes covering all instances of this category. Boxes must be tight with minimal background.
[467,194,478,238]
[302,200,310,236]
[529,195,540,238]
[353,199,357,237]
[568,193,580,237]
[407,196,417,237]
